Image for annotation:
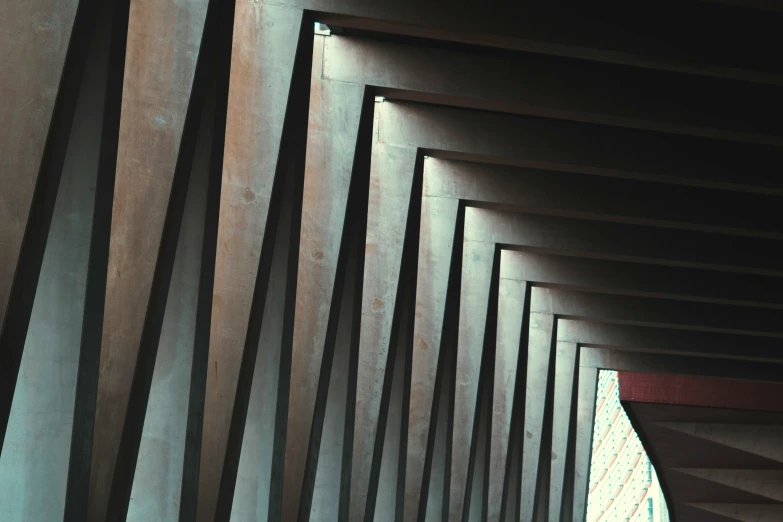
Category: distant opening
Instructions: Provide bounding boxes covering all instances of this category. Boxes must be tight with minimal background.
[586,371,669,521]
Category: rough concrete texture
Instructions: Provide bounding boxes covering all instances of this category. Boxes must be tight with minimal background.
[0,11,106,518]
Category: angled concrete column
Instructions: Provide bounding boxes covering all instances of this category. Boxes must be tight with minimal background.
[351,138,420,521]
[424,337,455,522]
[404,195,461,522]
[519,310,556,522]
[281,32,372,522]
[450,240,497,522]
[572,367,598,522]
[86,0,218,517]
[467,379,491,522]
[125,81,214,522]
[0,0,78,324]
[371,290,413,522]
[672,469,783,502]
[0,0,105,447]
[0,2,110,517]
[488,267,529,522]
[548,343,579,522]
[228,181,292,522]
[309,226,363,521]
[196,5,312,521]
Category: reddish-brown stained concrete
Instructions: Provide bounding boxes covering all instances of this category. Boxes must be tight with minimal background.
[0,0,78,325]
[88,0,208,519]
[619,373,783,412]
[197,5,305,522]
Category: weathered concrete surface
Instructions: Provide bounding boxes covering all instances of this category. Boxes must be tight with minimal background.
[0,0,79,328]
[467,382,490,522]
[463,206,780,277]
[519,311,555,522]
[0,5,107,514]
[125,83,213,522]
[673,469,783,502]
[655,424,783,462]
[558,320,780,362]
[322,35,783,144]
[351,140,419,521]
[450,240,496,522]
[371,290,411,522]
[581,348,783,384]
[309,232,360,521]
[378,102,783,195]
[548,343,579,522]
[282,33,366,522]
[228,177,292,522]
[688,503,783,521]
[424,158,782,241]
[572,367,598,522]
[424,336,454,522]
[197,5,308,522]
[488,273,528,522]
[87,0,208,519]
[306,0,783,85]
[499,250,783,310]
[530,287,783,338]
[405,195,460,522]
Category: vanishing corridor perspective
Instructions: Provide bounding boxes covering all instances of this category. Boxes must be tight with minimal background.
[2,1,783,521]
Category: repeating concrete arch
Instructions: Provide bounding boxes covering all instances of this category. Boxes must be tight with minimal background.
[2,2,783,522]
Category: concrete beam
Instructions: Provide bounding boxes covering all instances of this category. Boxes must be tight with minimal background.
[302,0,783,84]
[500,250,783,311]
[581,348,783,384]
[654,424,783,463]
[378,102,783,195]
[426,158,782,240]
[323,35,783,144]
[465,207,781,277]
